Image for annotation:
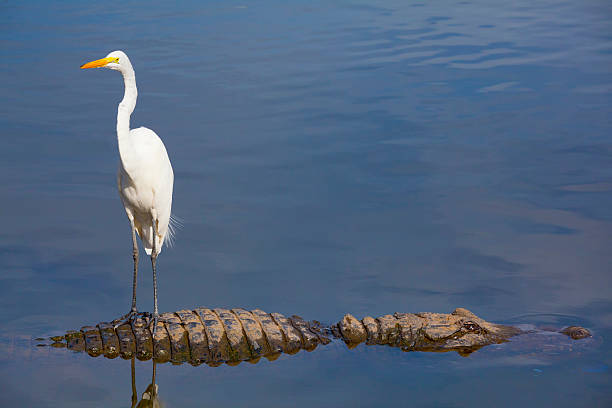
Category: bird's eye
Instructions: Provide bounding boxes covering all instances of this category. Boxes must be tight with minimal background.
[463,321,481,332]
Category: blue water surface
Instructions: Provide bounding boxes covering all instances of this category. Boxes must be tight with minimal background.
[1,0,611,406]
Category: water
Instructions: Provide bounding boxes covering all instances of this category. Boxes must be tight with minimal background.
[1,0,611,406]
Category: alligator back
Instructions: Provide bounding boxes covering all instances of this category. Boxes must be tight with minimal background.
[50,307,588,366]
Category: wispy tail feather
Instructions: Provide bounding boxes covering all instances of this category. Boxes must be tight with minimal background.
[165,213,183,248]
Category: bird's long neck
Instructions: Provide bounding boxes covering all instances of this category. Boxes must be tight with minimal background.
[117,68,137,169]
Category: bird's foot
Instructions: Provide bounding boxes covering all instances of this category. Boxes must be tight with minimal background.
[111,309,147,329]
[149,313,160,338]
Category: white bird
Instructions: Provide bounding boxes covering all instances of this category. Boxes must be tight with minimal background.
[81,50,175,330]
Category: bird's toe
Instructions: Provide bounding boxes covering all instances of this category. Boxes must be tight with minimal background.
[111,310,144,328]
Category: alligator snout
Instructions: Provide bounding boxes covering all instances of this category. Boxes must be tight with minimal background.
[561,326,591,340]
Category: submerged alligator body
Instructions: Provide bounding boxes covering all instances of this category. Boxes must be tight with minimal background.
[51,307,590,366]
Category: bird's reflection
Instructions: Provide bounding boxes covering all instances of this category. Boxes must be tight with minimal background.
[130,357,160,408]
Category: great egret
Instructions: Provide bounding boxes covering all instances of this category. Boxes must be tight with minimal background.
[81,50,175,332]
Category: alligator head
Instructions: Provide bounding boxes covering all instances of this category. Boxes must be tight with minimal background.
[409,308,522,354]
[336,307,522,355]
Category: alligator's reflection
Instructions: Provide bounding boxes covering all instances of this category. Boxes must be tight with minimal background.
[131,358,159,408]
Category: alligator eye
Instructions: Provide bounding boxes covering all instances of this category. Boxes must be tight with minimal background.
[463,321,481,332]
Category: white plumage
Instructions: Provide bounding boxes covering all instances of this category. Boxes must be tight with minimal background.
[117,126,174,255]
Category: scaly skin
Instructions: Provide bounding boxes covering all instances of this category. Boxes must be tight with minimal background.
[53,307,590,366]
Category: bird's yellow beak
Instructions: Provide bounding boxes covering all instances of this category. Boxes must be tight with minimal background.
[80,57,119,69]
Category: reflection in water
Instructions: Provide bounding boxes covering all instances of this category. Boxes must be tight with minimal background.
[131,358,159,408]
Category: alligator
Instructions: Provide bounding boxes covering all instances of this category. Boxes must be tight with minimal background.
[47,307,591,366]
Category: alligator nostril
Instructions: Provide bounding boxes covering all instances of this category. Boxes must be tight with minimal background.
[560,326,591,340]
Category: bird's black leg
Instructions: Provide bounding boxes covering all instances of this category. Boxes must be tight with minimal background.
[130,221,139,314]
[112,220,143,328]
[150,216,160,337]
